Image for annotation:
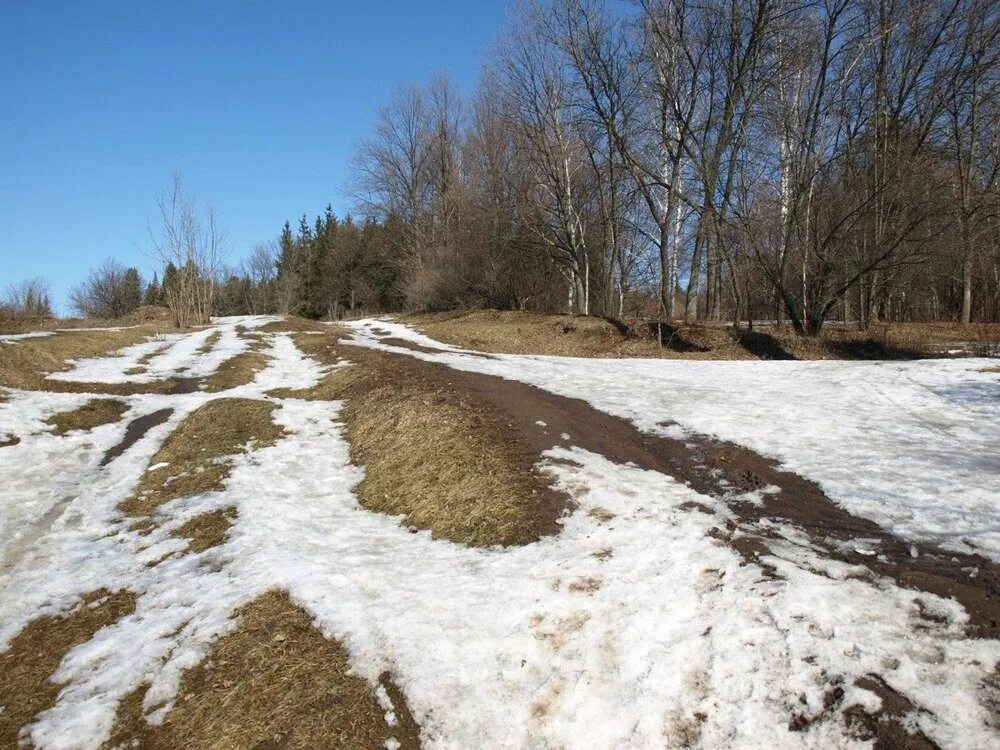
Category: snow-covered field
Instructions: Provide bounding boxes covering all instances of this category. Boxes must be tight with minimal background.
[1,316,998,749]
[348,319,1000,562]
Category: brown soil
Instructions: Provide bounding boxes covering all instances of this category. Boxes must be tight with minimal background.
[288,332,569,547]
[101,408,173,466]
[105,590,421,750]
[46,398,128,435]
[0,589,137,748]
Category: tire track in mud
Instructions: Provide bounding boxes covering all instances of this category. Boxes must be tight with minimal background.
[370,338,1000,640]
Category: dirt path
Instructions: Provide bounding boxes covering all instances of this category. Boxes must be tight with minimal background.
[371,343,999,641]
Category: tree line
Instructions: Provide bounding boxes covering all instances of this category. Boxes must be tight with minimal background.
[340,0,1000,334]
[9,0,999,334]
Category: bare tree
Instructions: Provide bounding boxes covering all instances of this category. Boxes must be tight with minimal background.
[0,278,52,318]
[69,258,143,318]
[240,242,279,314]
[493,4,596,314]
[147,175,227,328]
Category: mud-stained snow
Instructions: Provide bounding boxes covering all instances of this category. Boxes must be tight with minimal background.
[345,319,1000,562]
[1,316,998,749]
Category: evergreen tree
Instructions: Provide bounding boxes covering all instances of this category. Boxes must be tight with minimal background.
[145,273,160,306]
[123,268,143,313]
[161,263,179,305]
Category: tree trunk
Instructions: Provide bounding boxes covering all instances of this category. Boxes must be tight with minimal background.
[961,255,973,324]
[684,230,704,324]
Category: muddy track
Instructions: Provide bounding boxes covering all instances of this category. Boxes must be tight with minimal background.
[368,344,999,641]
[101,409,173,466]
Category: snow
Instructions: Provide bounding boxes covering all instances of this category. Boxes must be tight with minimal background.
[1,316,998,748]
[0,331,54,343]
[345,319,1000,561]
[47,316,280,384]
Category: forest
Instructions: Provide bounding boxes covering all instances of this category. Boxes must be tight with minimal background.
[7,0,1000,335]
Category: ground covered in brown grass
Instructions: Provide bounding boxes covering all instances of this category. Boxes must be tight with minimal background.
[289,330,569,547]
[121,398,283,520]
[105,591,420,750]
[45,398,128,435]
[404,309,1000,361]
[0,590,137,748]
[0,325,172,393]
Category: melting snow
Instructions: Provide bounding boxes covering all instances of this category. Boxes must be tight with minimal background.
[1,317,998,748]
[345,319,1000,562]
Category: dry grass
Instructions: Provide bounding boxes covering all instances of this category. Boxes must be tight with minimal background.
[0,325,189,395]
[45,398,128,435]
[291,332,567,547]
[0,307,169,335]
[121,398,283,518]
[203,351,270,392]
[104,590,420,750]
[0,589,137,748]
[197,330,222,354]
[257,317,331,334]
[176,508,237,552]
[403,310,997,361]
[202,329,273,392]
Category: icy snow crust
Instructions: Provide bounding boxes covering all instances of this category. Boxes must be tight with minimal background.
[345,319,1000,562]
[0,316,997,748]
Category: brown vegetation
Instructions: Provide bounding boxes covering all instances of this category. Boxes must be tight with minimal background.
[403,310,997,361]
[289,330,568,547]
[46,398,128,435]
[0,325,187,395]
[121,398,283,518]
[104,590,420,750]
[0,590,137,748]
[176,508,237,553]
[203,351,270,392]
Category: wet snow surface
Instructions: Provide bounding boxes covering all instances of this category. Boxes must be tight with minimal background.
[0,316,997,749]
[347,320,1000,562]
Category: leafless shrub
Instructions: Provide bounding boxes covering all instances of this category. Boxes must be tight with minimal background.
[69,259,143,319]
[147,175,227,329]
[0,278,53,318]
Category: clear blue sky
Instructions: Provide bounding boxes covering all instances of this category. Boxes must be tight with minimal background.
[1,1,504,314]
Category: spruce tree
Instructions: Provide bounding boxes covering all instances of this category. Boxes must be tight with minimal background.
[161,263,178,305]
[123,268,142,313]
[145,273,160,306]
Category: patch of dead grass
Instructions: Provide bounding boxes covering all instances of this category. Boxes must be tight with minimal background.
[257,316,330,334]
[0,325,190,395]
[293,334,567,547]
[196,330,222,354]
[121,398,283,518]
[104,590,420,750]
[403,310,990,361]
[45,398,128,435]
[203,351,270,392]
[0,589,137,748]
[176,508,237,552]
